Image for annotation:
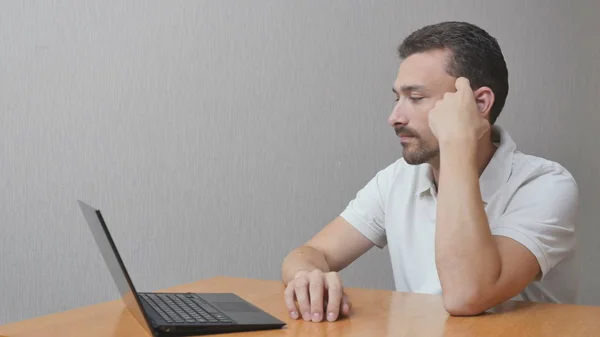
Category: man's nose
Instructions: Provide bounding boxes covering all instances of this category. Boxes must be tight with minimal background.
[388,102,408,127]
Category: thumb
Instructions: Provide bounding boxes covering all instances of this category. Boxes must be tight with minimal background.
[341,293,352,315]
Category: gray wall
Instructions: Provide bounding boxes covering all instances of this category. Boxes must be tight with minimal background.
[1,0,598,325]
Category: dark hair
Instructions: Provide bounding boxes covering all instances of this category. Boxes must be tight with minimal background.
[398,21,509,125]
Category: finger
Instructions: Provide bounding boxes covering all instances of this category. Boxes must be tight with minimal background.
[308,271,325,322]
[341,293,352,316]
[284,283,299,320]
[455,77,471,92]
[325,274,343,322]
[294,277,311,321]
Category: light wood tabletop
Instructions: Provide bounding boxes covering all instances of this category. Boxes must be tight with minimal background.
[1,276,600,336]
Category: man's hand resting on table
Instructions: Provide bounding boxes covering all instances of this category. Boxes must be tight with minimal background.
[281,216,374,322]
[284,269,352,322]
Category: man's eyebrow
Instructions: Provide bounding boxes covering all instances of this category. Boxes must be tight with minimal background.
[392,85,426,95]
[401,85,425,92]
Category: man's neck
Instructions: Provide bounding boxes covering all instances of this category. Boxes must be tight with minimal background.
[430,133,497,187]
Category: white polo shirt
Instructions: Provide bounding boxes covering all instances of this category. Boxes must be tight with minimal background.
[340,125,579,304]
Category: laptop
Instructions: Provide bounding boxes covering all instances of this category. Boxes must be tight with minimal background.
[77,200,286,336]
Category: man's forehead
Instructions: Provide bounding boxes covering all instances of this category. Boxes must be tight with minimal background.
[394,50,453,89]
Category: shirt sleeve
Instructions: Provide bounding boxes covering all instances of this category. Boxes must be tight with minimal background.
[490,166,579,279]
[339,160,400,248]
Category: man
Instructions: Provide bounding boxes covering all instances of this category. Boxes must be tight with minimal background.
[281,21,579,322]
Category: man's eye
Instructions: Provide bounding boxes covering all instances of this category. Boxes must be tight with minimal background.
[410,97,424,102]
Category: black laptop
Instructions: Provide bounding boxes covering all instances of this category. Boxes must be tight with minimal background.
[77,200,286,336]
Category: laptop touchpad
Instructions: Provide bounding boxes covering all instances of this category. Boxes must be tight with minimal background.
[214,302,260,313]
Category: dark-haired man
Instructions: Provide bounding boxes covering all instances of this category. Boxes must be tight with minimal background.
[281,21,579,321]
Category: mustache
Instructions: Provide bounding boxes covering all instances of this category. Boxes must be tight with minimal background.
[394,126,419,138]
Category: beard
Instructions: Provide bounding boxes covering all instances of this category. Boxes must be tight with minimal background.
[402,144,439,165]
[395,126,439,165]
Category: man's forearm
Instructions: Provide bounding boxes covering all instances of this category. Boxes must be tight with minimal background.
[281,246,331,285]
[435,140,502,313]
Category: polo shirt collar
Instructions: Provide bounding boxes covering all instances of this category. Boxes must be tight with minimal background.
[479,125,515,202]
[414,125,516,202]
[415,165,435,197]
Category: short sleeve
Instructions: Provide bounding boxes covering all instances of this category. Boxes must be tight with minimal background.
[340,161,400,248]
[491,167,579,279]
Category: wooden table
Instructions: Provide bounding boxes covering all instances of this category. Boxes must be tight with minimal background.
[2,276,600,336]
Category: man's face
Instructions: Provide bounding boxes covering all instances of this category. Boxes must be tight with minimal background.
[389,49,457,165]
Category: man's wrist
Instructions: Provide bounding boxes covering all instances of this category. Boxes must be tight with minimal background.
[439,137,477,160]
[439,143,478,175]
[438,133,478,147]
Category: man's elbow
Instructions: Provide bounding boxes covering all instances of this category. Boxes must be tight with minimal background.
[442,289,491,316]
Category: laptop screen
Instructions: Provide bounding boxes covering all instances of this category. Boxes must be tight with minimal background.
[77,200,154,335]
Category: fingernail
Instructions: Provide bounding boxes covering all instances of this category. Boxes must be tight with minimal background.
[303,312,310,321]
[327,312,336,321]
[312,312,321,321]
[290,311,298,319]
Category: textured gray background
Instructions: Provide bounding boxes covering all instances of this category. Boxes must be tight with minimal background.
[1,0,599,325]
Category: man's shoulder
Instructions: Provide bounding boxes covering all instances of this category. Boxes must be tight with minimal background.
[508,152,579,205]
[512,151,577,187]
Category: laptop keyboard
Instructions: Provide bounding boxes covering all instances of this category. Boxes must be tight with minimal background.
[140,293,234,324]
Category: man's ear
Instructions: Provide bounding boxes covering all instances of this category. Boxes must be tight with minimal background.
[473,86,495,119]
